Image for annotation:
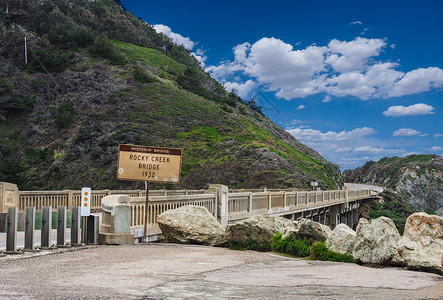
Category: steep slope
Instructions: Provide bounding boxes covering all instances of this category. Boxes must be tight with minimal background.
[344,155,443,225]
[0,0,342,190]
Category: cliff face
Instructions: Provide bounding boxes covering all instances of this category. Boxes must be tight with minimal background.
[0,0,343,190]
[344,155,443,216]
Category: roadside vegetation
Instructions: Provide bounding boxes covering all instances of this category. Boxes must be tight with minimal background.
[228,232,355,263]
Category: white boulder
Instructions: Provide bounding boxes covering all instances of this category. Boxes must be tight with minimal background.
[326,224,356,256]
[353,217,400,265]
[157,205,227,246]
[396,212,443,273]
[226,215,295,244]
[293,218,331,242]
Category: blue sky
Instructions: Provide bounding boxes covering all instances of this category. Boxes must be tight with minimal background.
[122,0,443,170]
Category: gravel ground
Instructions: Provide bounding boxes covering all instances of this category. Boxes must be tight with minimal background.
[0,244,441,299]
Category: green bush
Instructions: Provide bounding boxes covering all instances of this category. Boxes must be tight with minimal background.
[69,28,96,48]
[271,232,311,257]
[228,239,272,252]
[29,42,70,73]
[55,100,77,129]
[89,38,127,65]
[310,242,355,263]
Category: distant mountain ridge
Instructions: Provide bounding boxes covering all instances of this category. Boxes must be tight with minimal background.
[0,0,342,190]
[343,154,443,216]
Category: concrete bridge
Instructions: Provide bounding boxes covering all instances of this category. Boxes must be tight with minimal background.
[1,182,379,242]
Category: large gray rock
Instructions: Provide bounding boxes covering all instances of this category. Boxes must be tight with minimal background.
[157,205,227,246]
[226,215,295,244]
[396,212,443,273]
[326,224,356,256]
[353,217,400,265]
[293,218,331,242]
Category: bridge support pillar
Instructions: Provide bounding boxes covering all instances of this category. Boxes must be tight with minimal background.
[209,184,229,228]
[328,205,341,229]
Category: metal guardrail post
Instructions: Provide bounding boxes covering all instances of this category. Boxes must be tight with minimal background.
[57,206,69,247]
[24,206,39,252]
[86,215,99,245]
[6,207,21,254]
[71,206,82,246]
[41,206,53,249]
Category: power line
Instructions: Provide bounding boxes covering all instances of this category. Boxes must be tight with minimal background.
[17,26,82,112]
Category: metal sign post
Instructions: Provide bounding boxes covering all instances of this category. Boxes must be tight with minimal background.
[143,181,149,243]
[116,145,182,243]
[81,187,91,244]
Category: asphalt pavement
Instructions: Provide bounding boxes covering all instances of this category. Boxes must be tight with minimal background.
[344,182,384,193]
[0,243,441,299]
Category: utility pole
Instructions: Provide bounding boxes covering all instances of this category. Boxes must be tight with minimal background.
[24,36,28,64]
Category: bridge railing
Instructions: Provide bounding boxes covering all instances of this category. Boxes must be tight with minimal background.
[225,189,365,222]
[17,186,371,238]
[17,189,207,212]
[128,193,217,235]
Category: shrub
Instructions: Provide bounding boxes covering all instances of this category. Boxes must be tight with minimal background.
[271,232,311,257]
[69,28,96,48]
[55,100,77,129]
[89,38,127,65]
[228,239,271,252]
[310,242,355,263]
[28,41,70,73]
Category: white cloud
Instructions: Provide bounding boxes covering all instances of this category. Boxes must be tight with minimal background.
[223,80,257,98]
[286,124,417,170]
[323,95,332,102]
[393,128,422,136]
[297,105,306,110]
[325,37,385,73]
[287,126,376,143]
[383,103,435,117]
[388,67,443,97]
[153,24,195,50]
[206,36,443,101]
[435,134,443,138]
[426,146,443,151]
[192,49,207,66]
[335,147,352,152]
[350,21,362,25]
[153,24,208,67]
[353,146,384,153]
[353,146,407,155]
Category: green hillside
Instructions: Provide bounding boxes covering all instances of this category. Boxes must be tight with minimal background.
[0,0,342,190]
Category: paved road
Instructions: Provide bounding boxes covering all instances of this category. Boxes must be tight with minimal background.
[0,244,441,299]
[345,182,384,193]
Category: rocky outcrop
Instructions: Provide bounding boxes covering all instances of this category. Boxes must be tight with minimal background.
[343,155,443,216]
[326,224,356,256]
[157,205,227,246]
[396,212,443,273]
[226,215,296,244]
[292,218,331,242]
[353,217,400,264]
